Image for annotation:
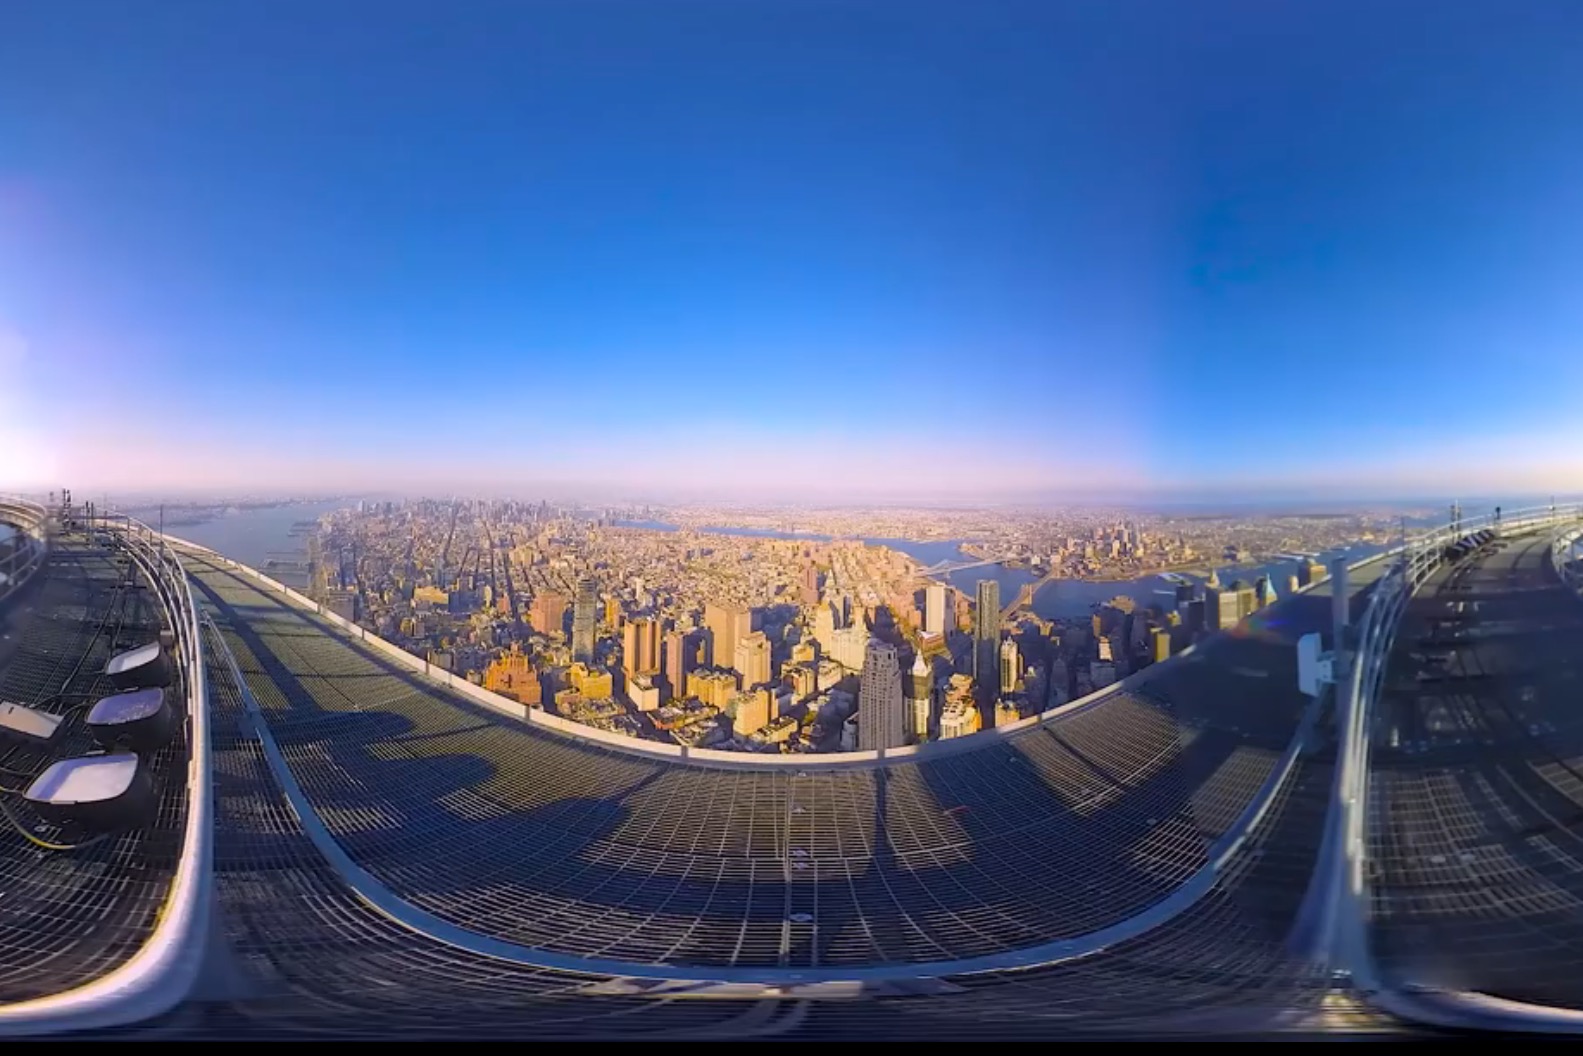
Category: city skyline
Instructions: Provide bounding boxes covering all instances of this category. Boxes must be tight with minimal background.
[21,481,1583,515]
[5,2,1583,499]
[8,2,1583,1037]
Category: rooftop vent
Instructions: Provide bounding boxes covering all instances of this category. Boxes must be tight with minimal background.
[105,641,172,691]
[87,687,176,753]
[0,701,65,747]
[24,753,154,831]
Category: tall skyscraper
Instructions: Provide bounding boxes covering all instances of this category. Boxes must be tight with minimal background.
[830,624,868,671]
[622,615,660,675]
[529,591,567,638]
[733,630,772,689]
[999,637,1019,695]
[1205,585,1232,630]
[572,577,597,663]
[641,616,660,671]
[925,582,947,636]
[705,601,752,670]
[1232,580,1257,623]
[661,629,692,703]
[858,638,904,752]
[811,601,837,651]
[905,651,934,743]
[732,688,772,737]
[1152,625,1173,664]
[973,579,1000,689]
[621,620,638,675]
[1048,658,1070,707]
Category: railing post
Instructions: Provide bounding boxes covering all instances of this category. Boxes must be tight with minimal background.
[1330,556,1350,655]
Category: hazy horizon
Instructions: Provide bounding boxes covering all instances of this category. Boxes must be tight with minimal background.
[31,480,1577,517]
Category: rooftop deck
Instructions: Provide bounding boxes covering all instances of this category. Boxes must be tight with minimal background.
[183,549,1378,974]
[124,613,1381,1039]
[0,534,189,1005]
[1370,531,1583,1007]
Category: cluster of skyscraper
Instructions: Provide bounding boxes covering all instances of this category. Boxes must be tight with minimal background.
[464,514,1335,756]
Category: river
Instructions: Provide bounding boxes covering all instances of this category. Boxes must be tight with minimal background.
[136,505,1394,618]
[132,500,348,587]
[614,518,1394,620]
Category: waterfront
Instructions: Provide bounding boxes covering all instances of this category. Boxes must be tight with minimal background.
[615,517,1391,619]
[124,503,1403,620]
[962,540,1397,619]
[615,519,974,566]
[139,500,348,587]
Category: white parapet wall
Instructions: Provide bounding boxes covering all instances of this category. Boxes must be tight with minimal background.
[156,532,1404,987]
[195,555,1335,987]
[171,532,1398,772]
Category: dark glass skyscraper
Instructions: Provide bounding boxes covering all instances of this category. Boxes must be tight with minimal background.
[572,577,597,663]
[974,578,1000,690]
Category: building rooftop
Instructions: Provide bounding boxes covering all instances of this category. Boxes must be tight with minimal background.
[4,501,1583,1039]
[0,535,190,1006]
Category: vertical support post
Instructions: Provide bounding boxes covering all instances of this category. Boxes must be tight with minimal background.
[1288,555,1365,971]
[1329,556,1350,662]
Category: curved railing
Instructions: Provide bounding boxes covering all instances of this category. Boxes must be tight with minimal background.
[0,515,211,1035]
[173,532,1395,771]
[200,565,1325,985]
[1320,501,1583,1029]
[0,496,49,607]
[16,500,1574,1018]
[1397,502,1583,594]
[179,529,1394,987]
[1553,524,1583,597]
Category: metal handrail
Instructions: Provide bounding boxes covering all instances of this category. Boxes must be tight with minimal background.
[0,514,211,1035]
[1333,502,1583,1027]
[0,496,50,607]
[194,550,1327,988]
[160,527,1391,986]
[1397,502,1583,595]
[1552,525,1583,596]
[167,528,1399,771]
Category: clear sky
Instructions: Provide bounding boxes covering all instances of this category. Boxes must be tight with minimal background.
[3,1,1582,502]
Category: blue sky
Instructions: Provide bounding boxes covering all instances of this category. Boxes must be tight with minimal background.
[3,1,1582,501]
